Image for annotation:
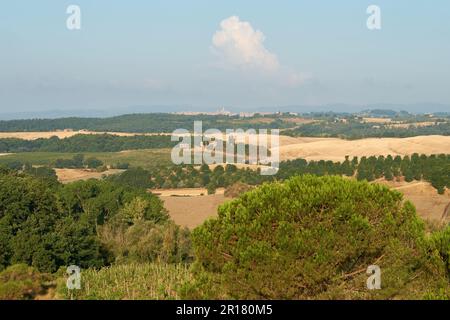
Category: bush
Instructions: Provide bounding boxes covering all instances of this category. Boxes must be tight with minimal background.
[224,182,253,198]
[191,175,449,299]
[430,226,450,276]
[0,264,52,300]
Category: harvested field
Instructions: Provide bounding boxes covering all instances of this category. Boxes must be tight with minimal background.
[55,168,124,184]
[151,188,224,197]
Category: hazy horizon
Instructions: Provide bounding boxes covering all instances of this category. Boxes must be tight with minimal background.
[1,1,449,115]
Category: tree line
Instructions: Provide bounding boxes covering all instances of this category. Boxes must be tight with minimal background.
[0,134,177,153]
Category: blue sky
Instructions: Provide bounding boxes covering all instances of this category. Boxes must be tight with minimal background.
[1,1,449,113]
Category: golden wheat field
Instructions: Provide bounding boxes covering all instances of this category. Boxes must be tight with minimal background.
[55,168,125,183]
[275,135,450,161]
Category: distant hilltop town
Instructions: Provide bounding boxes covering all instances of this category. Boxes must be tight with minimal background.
[173,107,298,118]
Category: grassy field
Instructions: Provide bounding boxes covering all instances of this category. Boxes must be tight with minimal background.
[0,148,172,169]
[57,263,193,300]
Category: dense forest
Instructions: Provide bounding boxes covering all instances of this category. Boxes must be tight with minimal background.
[107,153,450,194]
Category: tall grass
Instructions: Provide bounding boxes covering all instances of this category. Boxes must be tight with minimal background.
[58,263,192,300]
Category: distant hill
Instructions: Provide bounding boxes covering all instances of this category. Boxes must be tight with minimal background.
[0,113,290,133]
[1,103,448,120]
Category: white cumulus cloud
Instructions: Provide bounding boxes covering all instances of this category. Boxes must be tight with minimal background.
[212,16,280,72]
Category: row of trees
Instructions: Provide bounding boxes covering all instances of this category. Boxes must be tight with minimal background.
[109,153,450,194]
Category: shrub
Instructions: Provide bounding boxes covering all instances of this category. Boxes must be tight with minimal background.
[191,175,449,299]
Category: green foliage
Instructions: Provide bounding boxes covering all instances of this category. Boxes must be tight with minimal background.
[53,154,103,169]
[284,118,450,139]
[0,264,52,300]
[84,157,104,169]
[0,149,172,171]
[0,113,292,133]
[191,175,449,299]
[0,134,177,153]
[206,182,217,195]
[98,218,191,264]
[112,162,130,170]
[110,154,449,194]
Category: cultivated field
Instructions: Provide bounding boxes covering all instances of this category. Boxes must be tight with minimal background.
[55,168,125,184]
[1,129,449,163]
[159,180,450,230]
[158,193,229,229]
